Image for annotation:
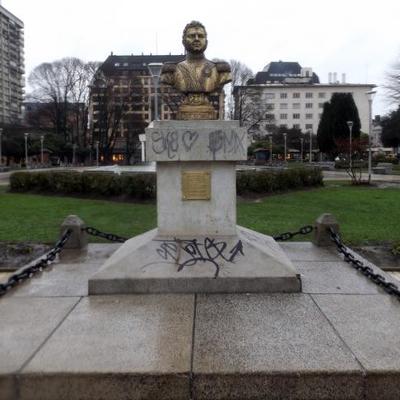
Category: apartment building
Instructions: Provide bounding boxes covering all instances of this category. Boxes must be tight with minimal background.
[234,61,375,136]
[0,3,24,124]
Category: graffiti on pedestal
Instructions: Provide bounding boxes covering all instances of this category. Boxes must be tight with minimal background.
[150,129,246,160]
[154,237,244,278]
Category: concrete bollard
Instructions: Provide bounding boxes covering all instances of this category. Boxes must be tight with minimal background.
[313,213,339,247]
[60,215,88,249]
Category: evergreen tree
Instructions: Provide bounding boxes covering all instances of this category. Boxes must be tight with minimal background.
[317,93,361,156]
[381,106,400,148]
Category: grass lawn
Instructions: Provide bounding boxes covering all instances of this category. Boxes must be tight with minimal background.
[0,183,399,245]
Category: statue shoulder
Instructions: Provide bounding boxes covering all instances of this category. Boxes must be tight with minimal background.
[161,62,177,73]
[215,61,231,73]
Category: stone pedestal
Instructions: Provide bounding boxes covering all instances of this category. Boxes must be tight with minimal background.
[89,120,301,294]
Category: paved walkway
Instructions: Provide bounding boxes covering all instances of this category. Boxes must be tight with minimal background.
[1,242,400,399]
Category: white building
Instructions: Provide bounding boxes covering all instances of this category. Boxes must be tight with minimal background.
[234,61,375,136]
[0,3,24,124]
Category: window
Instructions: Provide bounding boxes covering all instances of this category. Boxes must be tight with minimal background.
[280,93,287,99]
[306,124,313,130]
[280,103,288,109]
[293,124,300,129]
[306,113,313,119]
[280,124,287,129]
[305,103,313,109]
[292,103,300,109]
[267,104,275,110]
[293,113,300,119]
[265,93,275,99]
[293,93,300,98]
[265,113,275,120]
[305,92,313,98]
[318,103,324,108]
[318,92,326,98]
[280,113,288,120]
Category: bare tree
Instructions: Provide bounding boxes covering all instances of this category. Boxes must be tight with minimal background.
[226,59,254,119]
[234,86,274,137]
[89,71,143,163]
[28,58,98,145]
[385,57,400,104]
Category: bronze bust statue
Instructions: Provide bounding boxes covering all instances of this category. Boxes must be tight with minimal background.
[160,21,231,120]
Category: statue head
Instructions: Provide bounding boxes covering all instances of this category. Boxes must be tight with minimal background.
[182,21,207,55]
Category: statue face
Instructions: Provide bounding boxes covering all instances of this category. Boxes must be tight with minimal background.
[183,26,207,54]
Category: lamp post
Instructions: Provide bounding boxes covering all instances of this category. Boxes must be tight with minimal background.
[283,132,287,164]
[95,141,99,167]
[300,137,304,162]
[148,63,163,121]
[269,135,273,165]
[0,128,3,167]
[40,135,44,165]
[309,130,312,164]
[366,91,376,184]
[24,133,29,169]
[346,121,353,170]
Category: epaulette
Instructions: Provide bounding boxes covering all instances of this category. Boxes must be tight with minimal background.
[161,62,177,73]
[215,61,231,73]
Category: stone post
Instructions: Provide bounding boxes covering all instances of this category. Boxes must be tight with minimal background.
[60,215,87,249]
[313,213,340,247]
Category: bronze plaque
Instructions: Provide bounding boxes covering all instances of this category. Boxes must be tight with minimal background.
[182,171,211,200]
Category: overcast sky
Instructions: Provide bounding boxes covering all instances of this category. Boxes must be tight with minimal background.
[3,0,400,116]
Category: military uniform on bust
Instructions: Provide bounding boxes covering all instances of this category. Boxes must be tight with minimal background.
[160,21,231,120]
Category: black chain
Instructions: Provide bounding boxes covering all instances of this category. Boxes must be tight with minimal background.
[329,227,400,300]
[82,226,127,243]
[0,229,72,297]
[273,225,314,241]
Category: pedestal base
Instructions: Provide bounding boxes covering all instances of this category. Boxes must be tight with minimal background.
[88,226,301,294]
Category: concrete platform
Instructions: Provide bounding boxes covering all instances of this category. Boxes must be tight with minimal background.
[1,242,400,399]
[89,226,301,295]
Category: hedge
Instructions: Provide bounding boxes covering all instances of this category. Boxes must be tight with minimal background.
[9,167,323,200]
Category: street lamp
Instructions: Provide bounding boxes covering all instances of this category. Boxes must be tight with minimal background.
[346,121,353,170]
[95,141,99,167]
[40,135,44,165]
[300,137,304,163]
[366,90,376,183]
[24,133,29,168]
[269,135,273,165]
[148,63,163,121]
[308,130,313,164]
[0,128,3,167]
[283,132,287,164]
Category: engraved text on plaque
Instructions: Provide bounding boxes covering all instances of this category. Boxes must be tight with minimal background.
[182,171,211,200]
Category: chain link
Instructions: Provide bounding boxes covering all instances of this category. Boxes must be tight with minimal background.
[273,225,314,241]
[329,227,400,299]
[82,226,127,243]
[0,229,72,297]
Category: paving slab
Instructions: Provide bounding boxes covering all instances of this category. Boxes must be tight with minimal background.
[279,242,339,262]
[21,295,194,400]
[192,293,363,399]
[0,297,79,374]
[295,260,382,294]
[313,294,400,400]
[6,263,105,297]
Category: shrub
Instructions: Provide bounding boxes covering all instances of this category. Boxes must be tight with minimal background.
[236,167,322,195]
[10,167,322,199]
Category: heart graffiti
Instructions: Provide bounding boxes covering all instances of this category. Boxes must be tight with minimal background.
[182,130,199,151]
